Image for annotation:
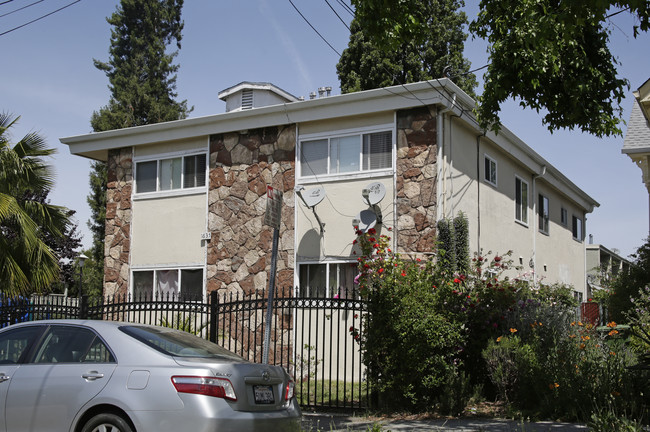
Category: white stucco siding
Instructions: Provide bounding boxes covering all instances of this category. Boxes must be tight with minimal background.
[131,193,207,267]
[438,115,587,293]
[295,176,394,261]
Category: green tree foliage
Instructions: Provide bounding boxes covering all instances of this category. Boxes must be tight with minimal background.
[436,212,470,275]
[605,237,650,322]
[0,114,74,295]
[88,0,191,294]
[350,0,650,137]
[337,0,477,97]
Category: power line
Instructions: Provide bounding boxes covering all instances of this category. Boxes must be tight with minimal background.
[335,0,354,16]
[323,0,350,31]
[0,0,46,19]
[0,0,16,6]
[0,0,81,37]
[288,0,341,57]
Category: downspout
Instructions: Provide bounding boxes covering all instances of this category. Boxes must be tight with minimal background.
[437,111,445,221]
[476,133,485,255]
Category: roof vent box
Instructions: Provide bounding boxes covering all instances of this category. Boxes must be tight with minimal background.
[218,82,299,112]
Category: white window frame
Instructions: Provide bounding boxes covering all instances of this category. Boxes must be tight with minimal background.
[131,266,205,301]
[297,261,358,298]
[298,124,394,181]
[134,149,208,200]
[484,154,497,187]
[572,215,583,242]
[515,175,529,226]
[538,193,549,235]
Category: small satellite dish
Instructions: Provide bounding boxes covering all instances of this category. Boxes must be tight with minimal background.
[363,182,386,206]
[302,186,326,208]
[356,209,377,232]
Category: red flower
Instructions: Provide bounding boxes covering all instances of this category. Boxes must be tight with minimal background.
[494,256,502,262]
[401,271,407,277]
[373,243,379,249]
[368,228,376,234]
[387,248,392,253]
[454,278,462,283]
[368,237,376,242]
[378,268,384,274]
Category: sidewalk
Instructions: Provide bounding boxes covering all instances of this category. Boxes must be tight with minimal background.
[301,412,589,431]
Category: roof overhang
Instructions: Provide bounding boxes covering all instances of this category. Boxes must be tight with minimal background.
[60,78,598,213]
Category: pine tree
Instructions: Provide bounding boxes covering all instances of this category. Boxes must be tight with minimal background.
[337,0,477,97]
[87,0,191,294]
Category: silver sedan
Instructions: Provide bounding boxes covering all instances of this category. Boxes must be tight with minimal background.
[0,320,301,432]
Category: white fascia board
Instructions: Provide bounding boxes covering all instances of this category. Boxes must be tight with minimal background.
[61,79,468,159]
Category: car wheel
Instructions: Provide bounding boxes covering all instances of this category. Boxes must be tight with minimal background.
[81,413,134,432]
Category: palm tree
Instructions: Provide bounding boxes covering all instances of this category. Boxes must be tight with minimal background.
[0,113,71,296]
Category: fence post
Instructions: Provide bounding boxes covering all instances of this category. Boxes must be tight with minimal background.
[79,295,88,320]
[209,291,218,343]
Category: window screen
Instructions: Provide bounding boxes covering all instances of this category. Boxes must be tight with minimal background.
[363,131,392,170]
[301,139,328,176]
[136,161,157,193]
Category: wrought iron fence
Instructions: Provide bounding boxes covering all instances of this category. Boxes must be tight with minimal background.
[0,290,369,411]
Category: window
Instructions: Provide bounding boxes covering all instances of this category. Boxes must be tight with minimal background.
[572,215,583,241]
[298,262,357,298]
[34,326,115,363]
[484,155,497,186]
[133,268,203,300]
[0,326,43,364]
[560,207,568,227]
[538,194,549,234]
[515,176,528,224]
[135,153,206,194]
[300,130,392,177]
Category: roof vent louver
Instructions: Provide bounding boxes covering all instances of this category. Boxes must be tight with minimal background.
[241,89,254,110]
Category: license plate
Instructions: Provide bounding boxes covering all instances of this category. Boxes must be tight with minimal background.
[253,385,274,404]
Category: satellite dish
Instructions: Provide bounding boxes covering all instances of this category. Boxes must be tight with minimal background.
[356,209,377,232]
[302,186,326,208]
[363,182,386,206]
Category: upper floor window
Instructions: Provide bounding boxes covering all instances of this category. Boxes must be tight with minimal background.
[484,154,497,186]
[299,130,392,178]
[135,153,206,194]
[515,176,528,225]
[560,207,568,227]
[538,194,549,234]
[572,215,583,241]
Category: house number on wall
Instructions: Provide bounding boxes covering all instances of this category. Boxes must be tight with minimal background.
[201,232,212,240]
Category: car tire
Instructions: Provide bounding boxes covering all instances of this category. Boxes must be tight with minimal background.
[81,413,134,432]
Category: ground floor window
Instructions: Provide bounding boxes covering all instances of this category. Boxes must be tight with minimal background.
[298,262,357,298]
[132,268,203,300]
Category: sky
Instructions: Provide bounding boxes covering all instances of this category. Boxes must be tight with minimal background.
[2,0,649,259]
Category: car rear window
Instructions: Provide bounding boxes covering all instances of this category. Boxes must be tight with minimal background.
[119,325,242,360]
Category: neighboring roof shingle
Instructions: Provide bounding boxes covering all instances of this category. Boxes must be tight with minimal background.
[623,99,650,153]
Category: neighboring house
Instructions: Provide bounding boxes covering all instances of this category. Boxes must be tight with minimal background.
[61,79,599,303]
[622,77,650,233]
[585,241,631,300]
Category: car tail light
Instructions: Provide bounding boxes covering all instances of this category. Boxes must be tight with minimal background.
[285,380,295,401]
[171,376,237,401]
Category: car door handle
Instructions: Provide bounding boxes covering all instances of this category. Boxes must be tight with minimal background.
[0,373,9,383]
[82,372,105,381]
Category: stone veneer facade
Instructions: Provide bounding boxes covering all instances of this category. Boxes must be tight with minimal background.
[206,125,296,297]
[100,107,438,362]
[396,106,438,255]
[104,147,133,297]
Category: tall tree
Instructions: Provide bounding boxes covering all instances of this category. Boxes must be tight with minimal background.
[337,0,477,97]
[88,0,191,293]
[0,113,73,296]
[349,0,650,137]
